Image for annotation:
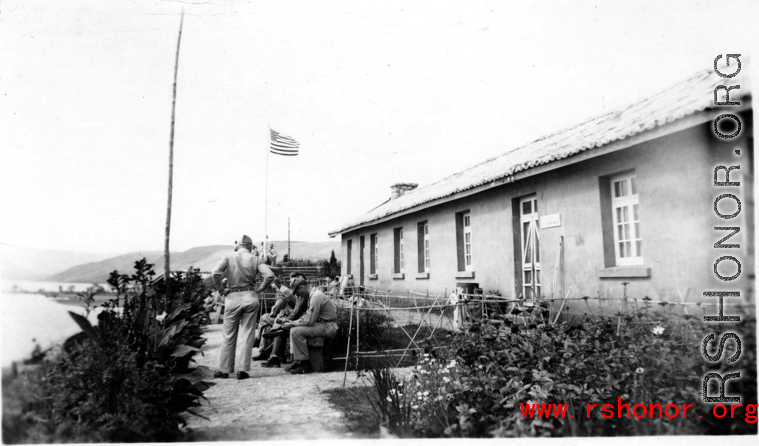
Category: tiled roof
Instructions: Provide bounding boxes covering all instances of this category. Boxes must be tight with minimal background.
[330,67,751,235]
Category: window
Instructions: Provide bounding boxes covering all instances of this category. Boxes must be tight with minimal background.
[455,211,473,272]
[417,221,430,273]
[424,223,430,272]
[393,227,404,274]
[347,239,352,274]
[400,228,404,272]
[464,213,472,270]
[611,173,643,265]
[370,233,378,275]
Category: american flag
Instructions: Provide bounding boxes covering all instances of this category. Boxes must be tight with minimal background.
[269,129,300,156]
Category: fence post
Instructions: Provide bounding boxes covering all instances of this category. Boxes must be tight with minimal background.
[342,302,355,389]
[355,304,360,370]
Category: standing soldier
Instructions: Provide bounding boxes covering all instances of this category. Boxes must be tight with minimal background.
[212,235,274,380]
[268,244,278,266]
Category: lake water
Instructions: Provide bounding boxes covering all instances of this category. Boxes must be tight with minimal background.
[1,279,111,294]
[0,283,109,368]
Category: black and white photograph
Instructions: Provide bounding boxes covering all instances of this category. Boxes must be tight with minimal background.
[1,0,757,443]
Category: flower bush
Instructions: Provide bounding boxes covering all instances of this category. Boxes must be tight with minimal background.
[373,306,757,438]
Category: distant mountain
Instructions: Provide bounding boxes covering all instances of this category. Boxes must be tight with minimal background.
[44,240,341,283]
[0,244,116,281]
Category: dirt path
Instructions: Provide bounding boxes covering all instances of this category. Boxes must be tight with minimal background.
[184,325,362,441]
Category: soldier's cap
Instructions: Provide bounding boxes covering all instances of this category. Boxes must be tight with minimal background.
[289,277,308,291]
[239,235,253,245]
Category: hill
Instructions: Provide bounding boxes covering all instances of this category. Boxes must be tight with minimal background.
[45,240,341,283]
[0,244,116,281]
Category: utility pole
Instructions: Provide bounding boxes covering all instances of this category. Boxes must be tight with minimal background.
[288,216,291,259]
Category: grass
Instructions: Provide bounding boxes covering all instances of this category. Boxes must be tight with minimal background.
[323,385,379,438]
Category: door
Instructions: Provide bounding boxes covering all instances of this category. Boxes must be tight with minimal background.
[359,235,365,287]
[519,196,541,299]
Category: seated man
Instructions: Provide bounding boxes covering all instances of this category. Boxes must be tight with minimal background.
[253,272,307,360]
[260,274,310,367]
[280,277,338,374]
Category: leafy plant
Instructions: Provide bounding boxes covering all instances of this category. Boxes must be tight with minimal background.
[376,308,757,438]
[365,367,415,437]
[3,259,214,443]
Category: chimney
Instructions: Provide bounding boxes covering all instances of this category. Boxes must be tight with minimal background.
[390,183,418,200]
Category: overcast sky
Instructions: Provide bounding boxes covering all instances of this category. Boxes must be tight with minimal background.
[1,0,757,254]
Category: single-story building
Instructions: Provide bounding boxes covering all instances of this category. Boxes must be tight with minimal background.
[329,66,754,307]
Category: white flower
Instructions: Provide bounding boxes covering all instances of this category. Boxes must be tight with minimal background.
[652,326,665,335]
[386,396,392,402]
[423,353,430,358]
[478,364,483,369]
[417,391,423,396]
[636,367,645,374]
[423,390,430,396]
[436,395,444,401]
[443,377,450,383]
[397,392,403,397]
[412,405,419,410]
[155,311,167,322]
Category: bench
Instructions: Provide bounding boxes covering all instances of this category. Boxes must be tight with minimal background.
[307,337,326,372]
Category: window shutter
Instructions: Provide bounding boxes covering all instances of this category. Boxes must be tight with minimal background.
[455,213,465,271]
[417,223,425,273]
[393,229,400,273]
[347,239,352,273]
[370,235,376,274]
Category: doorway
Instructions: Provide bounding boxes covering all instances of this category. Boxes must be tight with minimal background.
[519,195,541,299]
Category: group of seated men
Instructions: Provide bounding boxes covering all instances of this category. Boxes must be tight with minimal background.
[250,271,338,373]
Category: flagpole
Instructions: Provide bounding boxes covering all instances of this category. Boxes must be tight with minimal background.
[265,126,269,255]
[164,10,184,300]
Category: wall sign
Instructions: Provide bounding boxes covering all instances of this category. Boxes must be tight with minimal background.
[540,213,561,228]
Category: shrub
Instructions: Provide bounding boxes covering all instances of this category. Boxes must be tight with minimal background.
[377,307,757,438]
[2,259,214,443]
[329,306,394,351]
[323,305,397,370]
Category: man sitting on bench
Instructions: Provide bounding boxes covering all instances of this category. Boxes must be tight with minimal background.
[254,272,308,363]
[279,277,338,374]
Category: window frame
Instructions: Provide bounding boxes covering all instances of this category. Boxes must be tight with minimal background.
[424,223,430,272]
[393,227,404,274]
[399,228,404,273]
[610,173,643,266]
[463,212,473,271]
